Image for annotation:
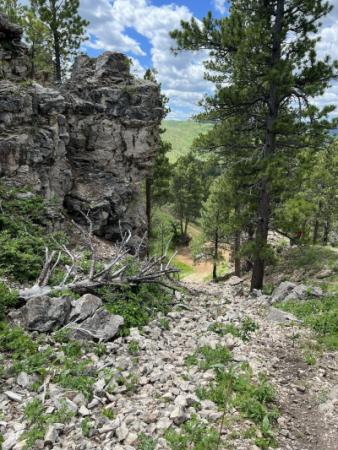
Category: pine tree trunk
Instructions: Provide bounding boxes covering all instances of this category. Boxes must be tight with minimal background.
[50,0,61,82]
[313,219,319,245]
[145,177,153,256]
[322,218,331,246]
[53,30,61,82]
[251,0,285,291]
[234,231,241,278]
[213,230,219,281]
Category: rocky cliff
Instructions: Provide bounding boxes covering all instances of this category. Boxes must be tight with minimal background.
[0,14,164,242]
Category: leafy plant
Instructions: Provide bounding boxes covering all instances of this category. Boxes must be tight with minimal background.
[0,282,19,319]
[278,294,338,349]
[101,282,172,335]
[185,345,232,370]
[128,340,140,355]
[165,415,220,450]
[137,432,157,450]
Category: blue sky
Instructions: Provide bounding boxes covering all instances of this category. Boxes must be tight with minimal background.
[25,0,334,120]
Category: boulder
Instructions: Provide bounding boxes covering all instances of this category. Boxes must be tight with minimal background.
[68,309,124,341]
[69,294,102,322]
[17,296,71,332]
[270,281,297,303]
[267,307,300,324]
[270,281,323,304]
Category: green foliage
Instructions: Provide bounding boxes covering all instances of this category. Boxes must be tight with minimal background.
[101,282,172,336]
[171,153,204,239]
[32,0,89,81]
[102,408,115,420]
[0,184,67,283]
[81,418,92,438]
[185,345,232,370]
[137,432,157,450]
[55,358,96,399]
[150,208,177,256]
[208,317,259,342]
[158,317,170,330]
[278,294,338,350]
[165,415,220,450]
[0,282,19,319]
[128,340,140,355]
[196,365,278,449]
[162,120,212,163]
[23,398,73,449]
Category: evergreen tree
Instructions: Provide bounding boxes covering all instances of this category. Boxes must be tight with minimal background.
[171,0,338,289]
[201,175,233,280]
[0,1,53,80]
[171,153,204,242]
[32,0,89,81]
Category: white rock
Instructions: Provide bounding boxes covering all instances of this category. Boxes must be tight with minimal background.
[44,424,58,444]
[4,391,22,402]
[116,422,129,441]
[170,406,187,425]
[156,417,172,431]
[16,372,30,388]
[79,405,90,416]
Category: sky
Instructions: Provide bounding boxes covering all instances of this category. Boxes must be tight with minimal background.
[29,0,338,120]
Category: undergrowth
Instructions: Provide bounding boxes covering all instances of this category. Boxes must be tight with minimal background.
[183,345,278,450]
[101,283,172,336]
[277,294,338,350]
[208,317,259,342]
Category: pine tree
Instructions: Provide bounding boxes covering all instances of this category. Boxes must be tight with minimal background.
[171,153,204,242]
[171,0,338,289]
[32,0,89,81]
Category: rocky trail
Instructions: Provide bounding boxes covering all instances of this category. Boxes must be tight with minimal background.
[1,279,337,450]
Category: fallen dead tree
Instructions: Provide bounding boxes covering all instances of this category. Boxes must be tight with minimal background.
[19,215,179,300]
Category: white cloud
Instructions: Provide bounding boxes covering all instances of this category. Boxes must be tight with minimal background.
[213,0,226,14]
[78,0,212,119]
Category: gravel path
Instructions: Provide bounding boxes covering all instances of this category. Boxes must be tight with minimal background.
[1,280,337,450]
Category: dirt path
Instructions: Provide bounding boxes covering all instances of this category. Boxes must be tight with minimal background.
[175,245,230,282]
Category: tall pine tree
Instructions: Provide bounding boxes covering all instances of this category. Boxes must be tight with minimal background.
[32,0,89,81]
[171,0,338,289]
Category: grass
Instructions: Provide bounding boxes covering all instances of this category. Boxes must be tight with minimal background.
[183,345,278,450]
[277,294,338,350]
[162,120,212,163]
[267,245,338,283]
[208,317,259,342]
[0,323,100,399]
[23,398,74,449]
[165,415,220,450]
[172,258,195,279]
[185,345,232,370]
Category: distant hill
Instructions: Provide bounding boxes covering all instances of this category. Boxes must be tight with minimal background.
[162,120,212,162]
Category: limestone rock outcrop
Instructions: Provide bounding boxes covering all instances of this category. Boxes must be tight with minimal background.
[0,14,164,242]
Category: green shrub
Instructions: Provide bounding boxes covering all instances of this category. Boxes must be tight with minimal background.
[101,282,172,335]
[0,184,68,283]
[0,282,19,319]
[208,317,259,342]
[278,294,338,350]
[185,345,232,370]
[165,415,220,450]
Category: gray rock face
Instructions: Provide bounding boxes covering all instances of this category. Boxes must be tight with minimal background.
[69,294,103,322]
[0,14,164,242]
[68,309,124,341]
[18,296,72,332]
[270,281,323,304]
[14,292,123,340]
